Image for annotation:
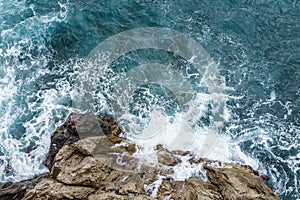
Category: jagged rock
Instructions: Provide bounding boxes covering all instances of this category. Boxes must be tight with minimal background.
[205,166,279,200]
[45,113,121,170]
[24,133,279,200]
[88,191,155,200]
[23,135,161,199]
[0,173,49,200]
[0,113,280,200]
[50,136,158,194]
[23,179,95,200]
[45,113,80,169]
[157,151,180,166]
[158,177,222,200]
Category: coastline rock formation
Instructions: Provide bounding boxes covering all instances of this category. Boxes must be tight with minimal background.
[1,113,279,200]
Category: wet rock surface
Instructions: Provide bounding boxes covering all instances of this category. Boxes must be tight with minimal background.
[1,113,279,200]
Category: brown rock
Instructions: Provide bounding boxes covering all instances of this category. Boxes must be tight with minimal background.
[23,178,95,200]
[205,166,279,200]
[158,177,222,200]
[156,144,165,151]
[157,152,180,166]
[45,113,80,169]
[50,136,157,193]
[24,134,162,199]
[119,143,137,154]
[0,173,49,200]
[2,113,279,200]
[45,113,124,170]
[88,191,155,200]
[24,133,280,200]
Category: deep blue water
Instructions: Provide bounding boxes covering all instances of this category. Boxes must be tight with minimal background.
[0,0,299,199]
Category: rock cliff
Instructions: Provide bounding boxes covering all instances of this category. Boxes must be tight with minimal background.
[0,113,279,200]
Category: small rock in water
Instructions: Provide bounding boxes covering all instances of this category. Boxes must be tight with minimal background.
[3,164,12,174]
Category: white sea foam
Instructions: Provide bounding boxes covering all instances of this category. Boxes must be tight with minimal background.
[0,0,70,181]
[96,71,260,182]
[0,3,299,199]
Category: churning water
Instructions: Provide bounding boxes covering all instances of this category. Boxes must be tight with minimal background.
[0,0,299,199]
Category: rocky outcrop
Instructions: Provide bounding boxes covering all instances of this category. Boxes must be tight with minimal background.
[1,113,280,200]
[204,166,277,200]
[0,173,49,200]
[45,113,121,170]
[24,135,158,200]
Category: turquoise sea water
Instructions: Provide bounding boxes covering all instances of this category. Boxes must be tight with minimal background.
[0,0,299,199]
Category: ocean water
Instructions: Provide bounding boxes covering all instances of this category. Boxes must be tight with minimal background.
[0,0,299,199]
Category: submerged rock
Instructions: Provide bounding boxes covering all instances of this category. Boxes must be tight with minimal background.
[1,113,280,200]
